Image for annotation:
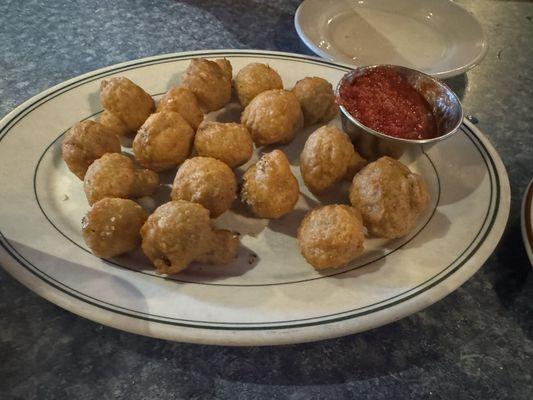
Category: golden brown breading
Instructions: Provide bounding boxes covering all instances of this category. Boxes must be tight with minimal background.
[241,89,304,146]
[349,156,429,238]
[99,77,154,136]
[84,153,159,205]
[140,200,239,274]
[181,58,232,112]
[234,63,283,107]
[300,125,356,194]
[343,150,368,182]
[82,198,148,258]
[171,156,237,218]
[156,86,203,130]
[214,58,233,82]
[99,110,130,137]
[133,111,195,172]
[61,120,121,180]
[194,120,253,168]
[195,229,240,265]
[292,77,338,126]
[241,149,299,219]
[297,205,364,270]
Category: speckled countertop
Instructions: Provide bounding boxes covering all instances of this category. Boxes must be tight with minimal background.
[1,0,532,399]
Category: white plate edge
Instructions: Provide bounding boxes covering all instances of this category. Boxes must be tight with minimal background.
[520,179,533,266]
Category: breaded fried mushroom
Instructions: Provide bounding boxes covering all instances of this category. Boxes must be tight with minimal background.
[241,89,304,146]
[140,200,239,274]
[99,77,154,136]
[241,149,299,219]
[194,121,253,168]
[214,58,233,82]
[349,156,429,238]
[156,86,203,130]
[133,111,195,172]
[171,156,237,218]
[99,111,130,138]
[181,58,232,112]
[62,120,121,180]
[298,205,365,270]
[344,150,368,182]
[84,153,159,205]
[300,125,358,194]
[292,77,338,126]
[82,198,148,258]
[234,63,283,107]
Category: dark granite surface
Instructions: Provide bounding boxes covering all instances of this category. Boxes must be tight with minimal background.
[1,0,532,398]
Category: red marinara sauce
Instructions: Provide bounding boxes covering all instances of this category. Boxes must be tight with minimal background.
[339,67,438,140]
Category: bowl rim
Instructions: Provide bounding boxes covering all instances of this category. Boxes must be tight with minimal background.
[336,64,464,145]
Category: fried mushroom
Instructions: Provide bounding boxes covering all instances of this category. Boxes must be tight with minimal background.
[300,125,356,194]
[84,153,159,205]
[194,120,253,168]
[171,156,237,218]
[349,156,429,238]
[297,205,365,270]
[140,200,239,274]
[344,150,368,182]
[99,110,130,137]
[156,86,203,130]
[133,111,195,172]
[61,120,121,180]
[99,77,154,136]
[241,89,303,146]
[292,77,338,126]
[181,58,232,112]
[241,149,299,219]
[214,58,233,82]
[82,198,148,258]
[234,63,283,107]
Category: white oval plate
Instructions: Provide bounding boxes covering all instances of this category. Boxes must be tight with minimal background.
[295,0,488,79]
[0,50,509,346]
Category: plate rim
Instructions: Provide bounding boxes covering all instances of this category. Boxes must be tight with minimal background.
[521,179,533,266]
[0,50,510,345]
[294,0,489,79]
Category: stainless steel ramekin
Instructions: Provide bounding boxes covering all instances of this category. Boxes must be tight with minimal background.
[336,65,463,160]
